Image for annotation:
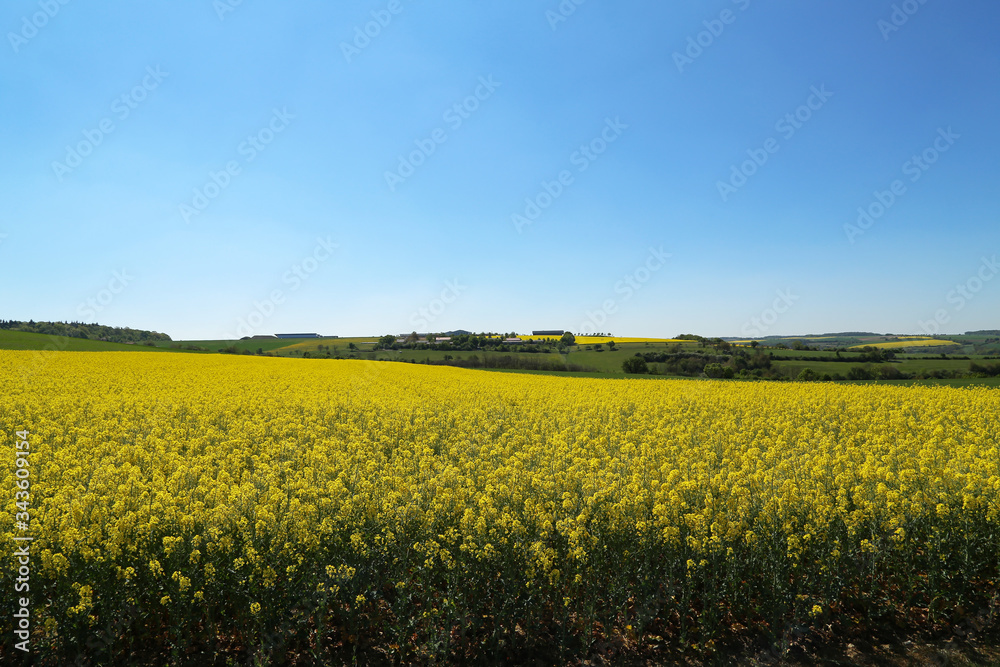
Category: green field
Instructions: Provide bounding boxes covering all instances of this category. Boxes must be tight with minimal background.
[730,333,1000,354]
[272,337,378,353]
[144,336,372,354]
[774,358,974,375]
[3,329,998,387]
[269,340,704,375]
[0,330,177,352]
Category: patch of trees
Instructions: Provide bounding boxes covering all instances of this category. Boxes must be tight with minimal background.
[703,363,734,379]
[0,319,171,343]
[790,365,969,382]
[375,333,559,354]
[623,350,775,378]
[969,361,1000,377]
[843,365,907,381]
[218,345,271,356]
[771,348,896,363]
[417,354,595,373]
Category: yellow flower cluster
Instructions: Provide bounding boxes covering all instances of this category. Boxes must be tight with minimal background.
[1,350,997,659]
[848,338,960,349]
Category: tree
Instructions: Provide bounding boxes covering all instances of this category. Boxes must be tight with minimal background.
[704,363,734,379]
[796,367,819,381]
[622,356,648,374]
[607,340,616,351]
[710,338,731,351]
[406,331,419,344]
[846,366,872,381]
[750,340,759,349]
[877,365,904,380]
[348,342,358,351]
[378,334,396,348]
[560,332,576,346]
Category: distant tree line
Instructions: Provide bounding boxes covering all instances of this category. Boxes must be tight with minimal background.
[768,347,897,363]
[622,349,776,378]
[374,332,573,354]
[620,345,997,383]
[410,354,595,373]
[0,319,171,343]
[969,361,1000,377]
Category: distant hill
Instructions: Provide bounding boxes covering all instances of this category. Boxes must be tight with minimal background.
[0,329,178,352]
[0,320,171,344]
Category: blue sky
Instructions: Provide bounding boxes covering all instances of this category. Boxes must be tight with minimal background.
[2,1,998,340]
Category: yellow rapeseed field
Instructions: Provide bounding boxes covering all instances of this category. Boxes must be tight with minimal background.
[1,350,998,663]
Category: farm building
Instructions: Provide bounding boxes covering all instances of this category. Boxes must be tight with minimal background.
[275,333,322,339]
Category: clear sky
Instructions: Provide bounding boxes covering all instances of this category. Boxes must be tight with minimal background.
[2,1,998,340]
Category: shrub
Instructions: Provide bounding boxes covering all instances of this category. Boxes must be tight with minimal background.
[622,356,649,374]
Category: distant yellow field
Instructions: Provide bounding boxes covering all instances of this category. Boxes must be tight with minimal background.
[849,339,960,350]
[521,335,689,345]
